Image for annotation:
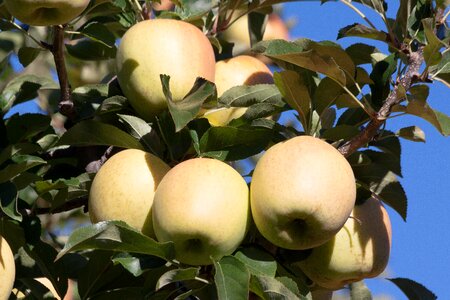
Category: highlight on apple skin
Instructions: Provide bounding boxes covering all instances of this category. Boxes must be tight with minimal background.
[3,0,90,26]
[250,135,356,250]
[152,158,250,266]
[88,149,170,238]
[297,197,392,290]
[116,19,216,120]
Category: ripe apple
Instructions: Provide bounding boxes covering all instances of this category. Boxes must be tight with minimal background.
[152,158,250,265]
[203,55,273,126]
[116,19,215,120]
[250,135,356,250]
[3,0,90,26]
[152,0,174,11]
[222,12,289,55]
[0,236,15,300]
[89,149,170,238]
[297,197,392,290]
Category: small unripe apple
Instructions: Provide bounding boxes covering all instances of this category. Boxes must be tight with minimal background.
[250,136,356,250]
[3,0,90,26]
[0,236,15,300]
[203,55,273,126]
[297,197,392,290]
[152,158,250,265]
[89,149,170,237]
[116,19,215,120]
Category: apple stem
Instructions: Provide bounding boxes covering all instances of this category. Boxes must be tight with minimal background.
[49,25,74,121]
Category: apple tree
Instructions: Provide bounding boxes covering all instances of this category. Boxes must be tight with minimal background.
[0,0,449,299]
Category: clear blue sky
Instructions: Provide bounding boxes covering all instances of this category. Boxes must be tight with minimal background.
[5,1,449,298]
[281,1,449,298]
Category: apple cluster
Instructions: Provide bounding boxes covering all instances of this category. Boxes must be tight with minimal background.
[87,18,393,292]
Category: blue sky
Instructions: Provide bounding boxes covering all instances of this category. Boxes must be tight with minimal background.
[281,1,449,298]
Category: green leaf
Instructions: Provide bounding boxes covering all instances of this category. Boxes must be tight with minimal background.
[313,77,344,115]
[393,92,450,136]
[66,38,117,61]
[80,22,116,47]
[346,43,380,65]
[57,221,175,261]
[273,71,311,131]
[250,275,305,300]
[118,114,164,156]
[0,143,42,166]
[0,181,21,221]
[214,256,250,300]
[370,54,396,108]
[234,247,277,277]
[18,47,43,67]
[1,75,57,113]
[353,163,407,221]
[156,267,201,290]
[112,253,167,277]
[97,96,131,115]
[253,39,353,86]
[219,84,283,109]
[162,75,217,132]
[396,126,426,142]
[338,23,388,42]
[200,126,272,161]
[350,281,372,300]
[321,125,360,141]
[5,113,51,144]
[362,149,402,176]
[422,18,444,67]
[387,278,437,300]
[0,155,46,184]
[57,120,144,149]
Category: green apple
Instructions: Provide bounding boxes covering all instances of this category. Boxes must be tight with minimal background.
[116,19,215,120]
[297,197,392,290]
[250,135,356,250]
[203,55,273,126]
[152,158,250,265]
[3,0,90,26]
[89,149,170,238]
[0,236,15,300]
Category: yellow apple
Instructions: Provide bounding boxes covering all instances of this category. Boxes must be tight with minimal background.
[116,19,216,120]
[3,0,90,26]
[222,12,289,55]
[203,55,273,126]
[0,236,15,300]
[297,197,392,290]
[89,149,170,238]
[250,135,356,250]
[152,158,250,265]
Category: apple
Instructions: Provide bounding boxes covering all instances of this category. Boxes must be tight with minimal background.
[250,135,356,250]
[152,0,174,11]
[203,55,273,126]
[0,236,15,300]
[3,0,90,26]
[222,12,289,55]
[116,19,215,120]
[152,158,250,265]
[89,149,170,238]
[297,197,392,290]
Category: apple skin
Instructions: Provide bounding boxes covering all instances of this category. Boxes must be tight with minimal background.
[250,135,356,250]
[89,149,170,238]
[297,197,392,290]
[222,13,289,55]
[4,0,90,26]
[152,158,250,265]
[204,55,273,126]
[152,0,174,11]
[0,236,15,300]
[116,19,215,120]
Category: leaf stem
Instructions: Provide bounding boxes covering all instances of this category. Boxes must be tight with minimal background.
[339,0,378,30]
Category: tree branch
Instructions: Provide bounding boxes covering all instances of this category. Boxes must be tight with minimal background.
[47,25,74,120]
[34,196,88,215]
[338,47,424,157]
